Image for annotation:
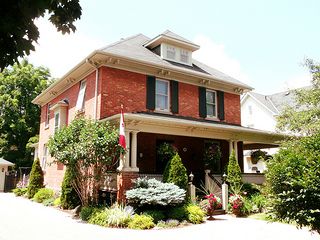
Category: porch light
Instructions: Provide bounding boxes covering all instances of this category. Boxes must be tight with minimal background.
[189,172,194,182]
[222,173,227,183]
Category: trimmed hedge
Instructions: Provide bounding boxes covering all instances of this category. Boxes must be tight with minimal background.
[27,158,44,199]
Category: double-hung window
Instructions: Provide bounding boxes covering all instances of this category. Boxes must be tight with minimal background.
[75,80,86,111]
[206,90,217,118]
[45,104,50,128]
[155,79,170,111]
[180,49,189,63]
[42,144,47,170]
[166,46,176,60]
[54,112,60,133]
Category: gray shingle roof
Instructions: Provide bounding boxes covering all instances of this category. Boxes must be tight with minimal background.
[100,33,251,89]
[161,30,199,47]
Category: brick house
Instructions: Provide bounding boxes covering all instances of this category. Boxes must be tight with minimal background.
[32,31,282,198]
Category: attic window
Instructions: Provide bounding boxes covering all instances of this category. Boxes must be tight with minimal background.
[166,46,176,60]
[180,49,189,63]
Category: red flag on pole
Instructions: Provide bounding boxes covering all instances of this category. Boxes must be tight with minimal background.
[119,106,126,149]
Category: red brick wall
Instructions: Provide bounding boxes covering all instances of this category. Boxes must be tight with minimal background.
[179,83,199,118]
[117,171,139,203]
[224,92,241,125]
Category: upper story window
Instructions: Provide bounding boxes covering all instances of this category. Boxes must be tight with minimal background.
[75,80,86,111]
[180,49,189,63]
[45,104,50,128]
[206,90,217,118]
[54,112,60,133]
[155,79,170,111]
[166,45,176,60]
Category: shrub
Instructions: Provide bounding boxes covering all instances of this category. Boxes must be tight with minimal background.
[42,198,55,206]
[27,158,44,198]
[126,178,186,208]
[163,153,188,189]
[156,220,167,228]
[158,143,177,180]
[186,204,205,224]
[60,167,81,209]
[88,209,108,226]
[143,210,165,223]
[128,214,155,230]
[165,219,180,228]
[250,194,267,213]
[80,206,95,221]
[12,188,27,197]
[227,150,242,189]
[106,204,134,228]
[33,188,54,203]
[166,206,187,221]
[53,197,61,207]
[242,183,260,197]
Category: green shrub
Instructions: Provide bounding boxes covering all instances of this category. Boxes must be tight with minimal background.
[143,210,165,223]
[60,167,81,209]
[186,204,205,224]
[227,150,242,189]
[12,188,27,196]
[88,209,108,226]
[128,214,155,230]
[126,178,186,208]
[156,220,167,228]
[53,197,61,207]
[241,197,253,216]
[158,143,177,180]
[42,198,55,206]
[242,183,260,197]
[27,158,44,199]
[33,188,54,203]
[80,206,95,221]
[250,194,267,213]
[166,206,187,221]
[163,153,188,189]
[105,204,134,228]
[165,219,180,228]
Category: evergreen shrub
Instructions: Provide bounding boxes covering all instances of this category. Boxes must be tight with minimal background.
[166,206,187,221]
[126,178,186,208]
[33,188,54,203]
[12,188,28,196]
[80,206,95,221]
[128,214,155,230]
[226,150,242,189]
[143,210,165,223]
[163,153,188,189]
[27,158,44,198]
[60,167,81,209]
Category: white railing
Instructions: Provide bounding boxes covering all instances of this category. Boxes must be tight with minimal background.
[138,173,163,182]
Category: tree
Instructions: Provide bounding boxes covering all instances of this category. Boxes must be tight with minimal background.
[0,0,82,70]
[163,152,188,190]
[266,59,320,233]
[48,117,122,206]
[0,60,49,167]
[27,158,44,199]
[226,150,242,189]
[60,167,81,209]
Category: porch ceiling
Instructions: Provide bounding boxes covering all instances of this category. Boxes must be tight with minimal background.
[105,113,285,146]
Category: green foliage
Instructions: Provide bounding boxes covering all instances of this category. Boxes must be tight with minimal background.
[126,178,186,208]
[242,183,261,197]
[12,188,27,196]
[166,206,187,221]
[0,1,82,69]
[48,117,121,206]
[227,150,242,189]
[60,167,80,209]
[105,205,134,228]
[163,153,188,189]
[27,158,44,198]
[250,150,270,164]
[163,219,180,228]
[0,61,49,167]
[266,134,320,233]
[143,210,165,223]
[33,188,54,203]
[53,197,61,207]
[128,214,155,230]
[80,206,96,221]
[186,204,205,224]
[250,194,267,213]
[159,143,177,182]
[42,198,55,207]
[88,209,108,226]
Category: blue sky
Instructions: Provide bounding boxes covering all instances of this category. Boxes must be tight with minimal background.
[29,0,319,94]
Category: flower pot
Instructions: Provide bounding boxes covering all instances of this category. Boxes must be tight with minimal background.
[232,208,241,217]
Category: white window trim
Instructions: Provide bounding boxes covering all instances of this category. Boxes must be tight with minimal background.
[42,144,47,170]
[206,90,218,119]
[161,43,192,66]
[155,79,170,112]
[75,80,87,111]
[45,104,50,129]
[54,112,60,133]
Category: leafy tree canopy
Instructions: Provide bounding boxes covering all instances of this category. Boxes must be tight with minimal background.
[0,0,82,70]
[0,60,49,167]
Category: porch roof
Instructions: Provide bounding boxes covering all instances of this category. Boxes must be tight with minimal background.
[105,113,285,146]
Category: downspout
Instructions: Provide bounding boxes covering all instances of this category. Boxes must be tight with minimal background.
[86,59,99,120]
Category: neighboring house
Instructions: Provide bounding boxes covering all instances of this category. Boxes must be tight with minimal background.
[32,30,283,200]
[241,88,305,172]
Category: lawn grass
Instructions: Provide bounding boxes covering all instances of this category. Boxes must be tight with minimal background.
[248,213,269,221]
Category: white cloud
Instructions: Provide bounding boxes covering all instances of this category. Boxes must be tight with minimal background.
[193,35,251,84]
[28,18,105,78]
[278,71,311,92]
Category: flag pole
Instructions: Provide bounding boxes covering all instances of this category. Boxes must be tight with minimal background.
[117,104,126,171]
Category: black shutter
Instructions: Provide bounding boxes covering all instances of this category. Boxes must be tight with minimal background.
[171,81,179,114]
[199,87,207,118]
[146,76,155,110]
[217,90,225,120]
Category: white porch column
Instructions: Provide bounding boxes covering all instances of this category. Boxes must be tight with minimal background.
[130,131,139,172]
[229,140,233,156]
[234,141,238,162]
[123,130,131,170]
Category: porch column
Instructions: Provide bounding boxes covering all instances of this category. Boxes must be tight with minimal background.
[123,130,131,170]
[234,141,238,162]
[130,131,139,172]
[229,140,233,156]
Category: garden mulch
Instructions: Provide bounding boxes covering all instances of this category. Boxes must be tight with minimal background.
[0,193,318,240]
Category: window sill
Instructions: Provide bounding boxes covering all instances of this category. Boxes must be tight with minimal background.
[206,116,219,121]
[44,125,49,130]
[154,109,172,115]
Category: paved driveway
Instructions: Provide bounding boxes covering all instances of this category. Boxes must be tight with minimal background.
[0,193,318,240]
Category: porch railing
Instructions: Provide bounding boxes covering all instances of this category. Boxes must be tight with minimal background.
[138,173,163,182]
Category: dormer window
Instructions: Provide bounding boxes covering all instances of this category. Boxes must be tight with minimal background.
[166,45,176,60]
[180,49,189,63]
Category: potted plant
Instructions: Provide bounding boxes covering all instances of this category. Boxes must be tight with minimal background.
[200,193,222,220]
[229,194,244,217]
[250,150,267,164]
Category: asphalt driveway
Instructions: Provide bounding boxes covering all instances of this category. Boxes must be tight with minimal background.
[0,193,318,240]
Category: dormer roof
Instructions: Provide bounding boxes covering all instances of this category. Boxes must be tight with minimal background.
[144,30,200,51]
